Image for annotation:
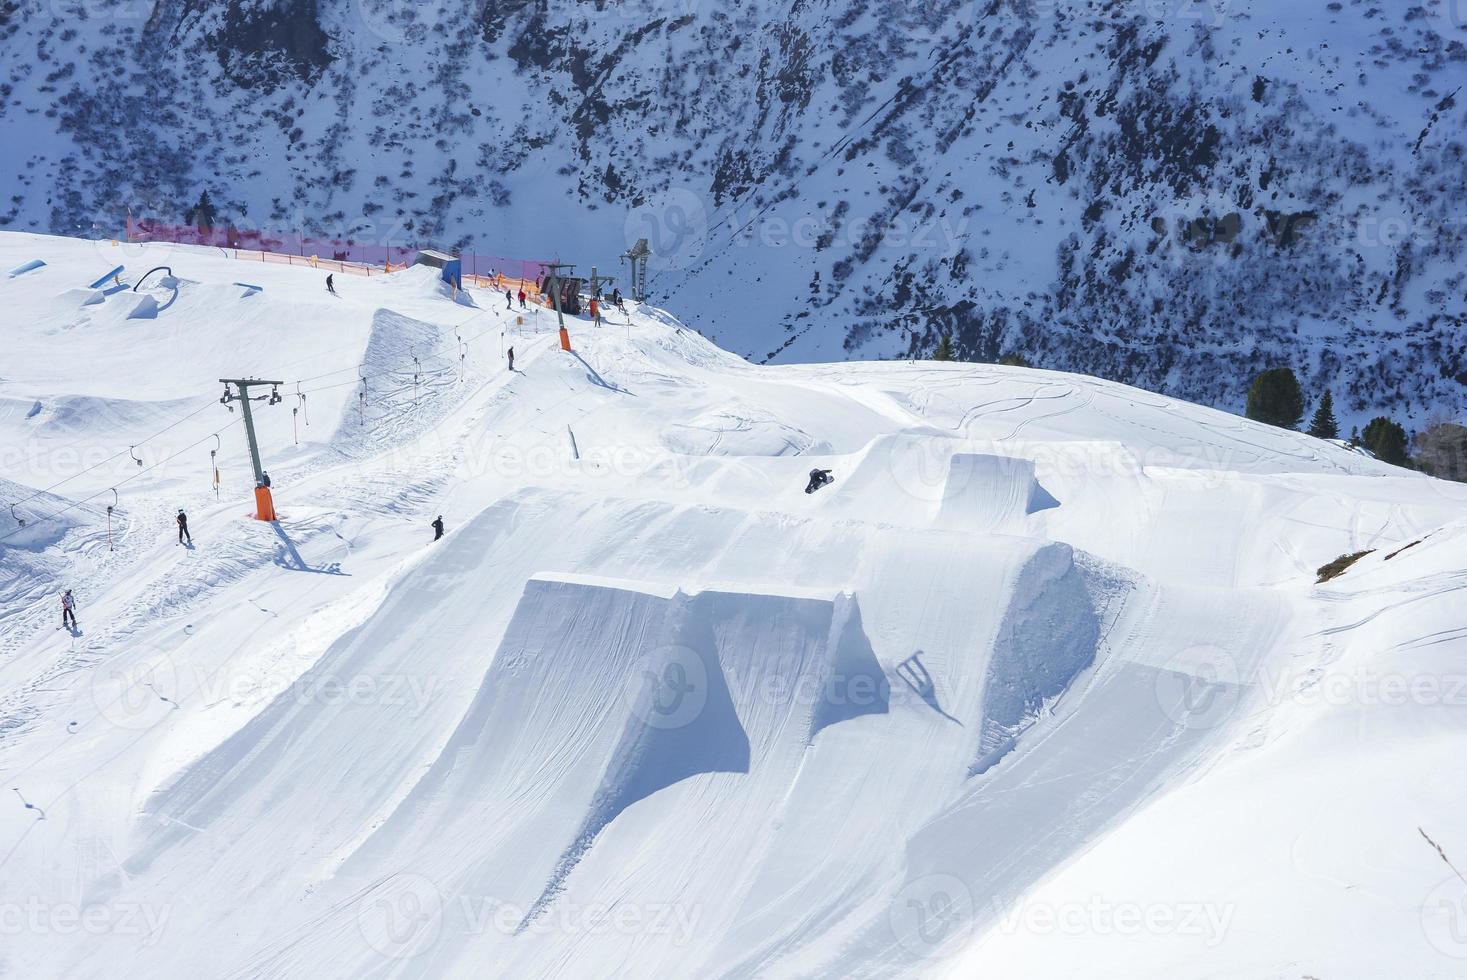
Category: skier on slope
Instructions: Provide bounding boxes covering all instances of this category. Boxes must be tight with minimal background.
[507,346,515,372]
[177,509,192,546]
[517,288,526,309]
[431,515,445,541]
[326,274,336,295]
[505,289,514,310]
[612,288,624,312]
[60,589,77,630]
[804,468,834,494]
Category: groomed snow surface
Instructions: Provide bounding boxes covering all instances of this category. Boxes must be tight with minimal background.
[2,231,1466,978]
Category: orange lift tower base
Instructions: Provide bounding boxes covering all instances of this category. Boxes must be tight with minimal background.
[219,378,284,521]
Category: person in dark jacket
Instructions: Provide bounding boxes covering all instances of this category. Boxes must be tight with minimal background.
[507,346,515,372]
[326,274,336,295]
[804,469,833,494]
[505,289,513,310]
[431,515,445,541]
[177,509,192,545]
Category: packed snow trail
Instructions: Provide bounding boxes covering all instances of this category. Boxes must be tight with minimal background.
[2,232,1467,978]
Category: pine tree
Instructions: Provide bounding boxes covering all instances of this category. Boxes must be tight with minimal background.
[188,190,217,231]
[1307,390,1339,439]
[933,335,953,361]
[1361,416,1411,467]
[1245,367,1305,429]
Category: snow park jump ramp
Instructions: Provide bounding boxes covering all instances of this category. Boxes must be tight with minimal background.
[791,432,1061,534]
[47,486,1290,980]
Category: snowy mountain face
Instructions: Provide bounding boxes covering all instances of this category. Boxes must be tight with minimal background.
[2,1,1466,424]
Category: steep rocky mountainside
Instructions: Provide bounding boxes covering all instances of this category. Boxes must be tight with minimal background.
[3,0,1465,423]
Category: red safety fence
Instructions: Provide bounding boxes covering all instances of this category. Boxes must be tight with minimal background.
[126,218,552,295]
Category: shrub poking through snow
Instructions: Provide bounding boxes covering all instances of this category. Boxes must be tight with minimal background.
[1316,549,1373,583]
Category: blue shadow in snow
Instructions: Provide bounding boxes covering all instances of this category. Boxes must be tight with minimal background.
[271,522,348,576]
[570,351,634,395]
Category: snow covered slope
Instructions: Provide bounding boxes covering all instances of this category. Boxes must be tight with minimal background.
[2,231,1466,978]
[2,1,1465,424]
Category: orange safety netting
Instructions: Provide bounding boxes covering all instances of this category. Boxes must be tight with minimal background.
[126,218,549,298]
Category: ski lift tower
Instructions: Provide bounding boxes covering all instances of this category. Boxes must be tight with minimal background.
[621,239,650,302]
[219,378,284,521]
[542,262,577,351]
[588,266,615,300]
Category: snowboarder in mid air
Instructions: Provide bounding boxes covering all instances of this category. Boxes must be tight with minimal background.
[326,274,336,295]
[60,589,77,630]
[432,515,444,541]
[805,469,834,494]
[177,509,192,546]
